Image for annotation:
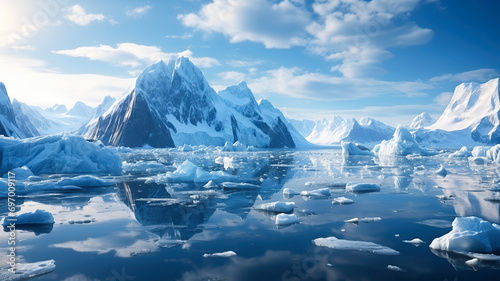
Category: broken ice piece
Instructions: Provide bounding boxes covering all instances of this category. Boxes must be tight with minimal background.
[313,236,399,255]
[275,213,300,226]
[254,201,295,213]
[332,196,354,205]
[403,238,425,246]
[203,251,237,258]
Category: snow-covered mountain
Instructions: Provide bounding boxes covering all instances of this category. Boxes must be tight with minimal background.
[306,116,395,145]
[410,112,436,130]
[45,104,68,114]
[66,101,94,117]
[426,78,500,144]
[0,82,38,138]
[83,57,307,148]
[288,119,316,138]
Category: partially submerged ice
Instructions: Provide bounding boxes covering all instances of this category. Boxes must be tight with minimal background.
[2,209,54,226]
[373,126,429,156]
[345,183,380,192]
[0,259,56,280]
[254,201,295,213]
[429,216,500,258]
[275,213,300,226]
[313,236,400,255]
[155,160,233,183]
[0,134,122,175]
[341,141,372,157]
[203,251,237,258]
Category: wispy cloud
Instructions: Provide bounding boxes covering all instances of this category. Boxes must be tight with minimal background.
[0,54,132,108]
[64,5,106,26]
[126,5,152,17]
[165,33,193,39]
[430,68,499,83]
[180,0,434,78]
[52,43,220,69]
[247,66,433,101]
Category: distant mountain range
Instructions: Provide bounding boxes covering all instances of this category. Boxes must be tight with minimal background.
[2,58,500,148]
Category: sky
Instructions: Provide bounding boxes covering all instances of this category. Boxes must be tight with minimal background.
[0,0,499,126]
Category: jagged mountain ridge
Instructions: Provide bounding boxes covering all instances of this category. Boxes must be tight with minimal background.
[0,82,38,138]
[83,57,307,148]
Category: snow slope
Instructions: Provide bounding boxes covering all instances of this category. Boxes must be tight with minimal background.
[410,112,436,130]
[0,82,38,138]
[83,57,306,148]
[306,116,395,145]
[427,78,500,144]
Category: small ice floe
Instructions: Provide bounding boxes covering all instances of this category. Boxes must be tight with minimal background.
[283,188,300,196]
[203,180,218,189]
[465,258,480,267]
[435,165,448,177]
[155,239,186,248]
[332,196,354,205]
[122,160,167,173]
[416,219,453,228]
[275,213,300,226]
[222,182,260,189]
[387,265,406,272]
[345,183,380,193]
[56,175,114,187]
[429,216,500,259]
[313,236,399,255]
[2,210,54,226]
[341,142,372,157]
[0,259,56,280]
[300,188,331,197]
[254,201,295,213]
[449,146,472,158]
[403,238,425,246]
[203,251,237,258]
[159,160,234,183]
[344,217,382,224]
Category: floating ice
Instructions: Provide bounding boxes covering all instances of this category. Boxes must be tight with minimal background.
[283,188,299,195]
[435,165,448,177]
[429,216,500,257]
[403,238,425,245]
[345,183,380,192]
[2,210,54,226]
[155,239,185,248]
[341,142,372,157]
[300,188,331,197]
[56,175,114,187]
[387,265,406,272]
[2,166,33,180]
[0,134,122,175]
[122,161,167,173]
[254,201,295,213]
[203,180,218,189]
[465,258,480,267]
[373,126,429,156]
[222,182,260,189]
[156,160,233,183]
[332,196,354,204]
[345,217,382,223]
[203,251,237,258]
[275,213,300,226]
[449,146,472,158]
[313,236,400,255]
[0,259,56,280]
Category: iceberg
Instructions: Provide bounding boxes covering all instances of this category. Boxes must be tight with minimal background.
[429,216,500,257]
[449,146,472,158]
[203,251,237,258]
[403,238,425,245]
[254,201,295,213]
[283,188,299,196]
[435,165,448,177]
[275,213,300,226]
[313,236,400,255]
[2,166,33,180]
[0,259,56,281]
[332,196,354,204]
[156,160,233,183]
[345,183,380,192]
[341,142,372,157]
[2,209,54,226]
[373,126,429,156]
[0,134,122,175]
[222,182,260,189]
[300,188,331,197]
[56,175,114,187]
[122,161,167,173]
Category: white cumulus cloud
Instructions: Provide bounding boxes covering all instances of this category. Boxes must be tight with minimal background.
[64,5,106,26]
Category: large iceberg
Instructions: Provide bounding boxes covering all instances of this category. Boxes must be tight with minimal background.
[341,142,372,157]
[429,216,500,257]
[0,134,122,175]
[373,126,429,156]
